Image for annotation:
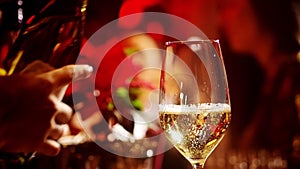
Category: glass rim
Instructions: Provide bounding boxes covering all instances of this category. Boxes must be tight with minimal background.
[165,39,219,46]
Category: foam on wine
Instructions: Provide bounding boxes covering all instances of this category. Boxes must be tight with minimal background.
[159,103,231,164]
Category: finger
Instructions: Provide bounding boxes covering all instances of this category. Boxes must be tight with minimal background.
[54,101,73,124]
[36,139,61,156]
[20,60,54,75]
[48,124,67,140]
[39,64,93,89]
[54,85,68,101]
[67,113,84,135]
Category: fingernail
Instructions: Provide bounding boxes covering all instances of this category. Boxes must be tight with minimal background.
[86,65,93,73]
[75,65,93,80]
[84,65,93,77]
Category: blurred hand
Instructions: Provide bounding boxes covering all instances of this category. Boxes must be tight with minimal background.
[0,62,93,156]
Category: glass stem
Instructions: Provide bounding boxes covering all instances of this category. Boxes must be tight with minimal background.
[192,163,204,169]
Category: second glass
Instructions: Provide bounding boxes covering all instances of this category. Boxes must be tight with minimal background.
[159,40,231,169]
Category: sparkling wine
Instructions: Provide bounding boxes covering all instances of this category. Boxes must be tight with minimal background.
[159,103,231,164]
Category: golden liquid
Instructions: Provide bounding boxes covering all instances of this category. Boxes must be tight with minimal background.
[159,104,231,164]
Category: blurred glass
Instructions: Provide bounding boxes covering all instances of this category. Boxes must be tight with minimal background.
[206,149,288,169]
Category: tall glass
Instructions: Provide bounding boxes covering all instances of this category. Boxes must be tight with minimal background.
[159,40,231,169]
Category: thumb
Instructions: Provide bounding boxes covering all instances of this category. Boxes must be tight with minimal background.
[38,64,93,89]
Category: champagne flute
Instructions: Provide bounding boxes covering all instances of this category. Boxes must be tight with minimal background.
[159,39,231,169]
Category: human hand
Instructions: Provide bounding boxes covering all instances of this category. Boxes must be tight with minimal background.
[0,63,93,156]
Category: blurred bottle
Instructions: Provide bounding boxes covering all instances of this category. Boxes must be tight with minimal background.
[1,0,88,74]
